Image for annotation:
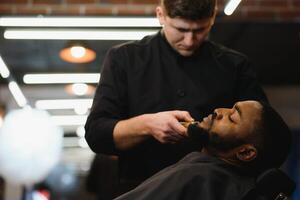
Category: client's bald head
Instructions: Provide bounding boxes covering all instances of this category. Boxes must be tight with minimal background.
[194,100,292,174]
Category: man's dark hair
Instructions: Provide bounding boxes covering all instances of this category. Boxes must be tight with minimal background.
[161,0,216,20]
[250,102,293,174]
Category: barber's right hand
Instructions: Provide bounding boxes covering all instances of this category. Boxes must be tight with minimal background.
[143,110,194,144]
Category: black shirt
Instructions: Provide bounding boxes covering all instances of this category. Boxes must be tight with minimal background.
[115,152,256,200]
[85,31,268,181]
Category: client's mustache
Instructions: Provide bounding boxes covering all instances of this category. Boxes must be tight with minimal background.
[185,111,217,140]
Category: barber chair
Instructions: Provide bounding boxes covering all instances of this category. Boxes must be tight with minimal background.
[186,124,296,200]
[242,168,296,200]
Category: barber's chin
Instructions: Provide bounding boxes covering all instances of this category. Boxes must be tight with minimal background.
[177,49,195,57]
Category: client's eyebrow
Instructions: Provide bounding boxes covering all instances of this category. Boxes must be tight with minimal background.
[234,104,242,118]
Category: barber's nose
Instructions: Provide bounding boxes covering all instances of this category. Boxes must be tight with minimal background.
[184,32,194,46]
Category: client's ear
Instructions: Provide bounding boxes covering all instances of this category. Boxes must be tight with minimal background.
[236,144,257,162]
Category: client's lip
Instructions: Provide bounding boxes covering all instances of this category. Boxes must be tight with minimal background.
[203,114,211,123]
[204,114,212,120]
[202,114,213,127]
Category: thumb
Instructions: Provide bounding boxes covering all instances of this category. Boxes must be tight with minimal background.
[172,110,194,122]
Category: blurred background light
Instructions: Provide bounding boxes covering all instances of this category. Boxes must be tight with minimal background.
[224,0,242,16]
[60,41,96,63]
[0,17,160,28]
[23,73,100,84]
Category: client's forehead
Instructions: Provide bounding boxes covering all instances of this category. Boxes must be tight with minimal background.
[236,100,262,128]
[235,100,262,110]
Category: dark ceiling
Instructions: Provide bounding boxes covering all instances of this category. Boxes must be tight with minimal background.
[0,21,299,86]
[0,36,123,84]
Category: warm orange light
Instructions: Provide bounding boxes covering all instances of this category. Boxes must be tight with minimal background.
[59,41,96,63]
[0,104,6,128]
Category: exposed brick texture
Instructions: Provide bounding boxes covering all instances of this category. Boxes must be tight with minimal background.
[65,0,96,4]
[15,6,48,15]
[0,0,299,21]
[0,0,27,4]
[259,0,289,8]
[0,5,13,14]
[49,5,82,15]
[32,0,62,4]
[84,5,114,15]
[117,6,151,15]
[130,0,159,4]
[100,0,129,4]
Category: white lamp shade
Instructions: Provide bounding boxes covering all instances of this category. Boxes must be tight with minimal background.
[0,108,63,186]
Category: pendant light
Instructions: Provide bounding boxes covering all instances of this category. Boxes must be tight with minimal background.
[59,41,96,63]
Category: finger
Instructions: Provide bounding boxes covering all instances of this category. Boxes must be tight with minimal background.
[167,130,186,140]
[153,131,180,143]
[171,110,194,122]
[157,135,180,144]
[164,134,181,143]
[169,121,188,137]
[173,127,188,138]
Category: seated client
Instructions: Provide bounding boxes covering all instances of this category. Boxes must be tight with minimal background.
[115,100,292,200]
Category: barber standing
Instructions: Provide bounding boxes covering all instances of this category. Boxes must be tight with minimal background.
[85,0,268,197]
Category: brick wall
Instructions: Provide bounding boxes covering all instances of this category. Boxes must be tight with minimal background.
[0,0,299,21]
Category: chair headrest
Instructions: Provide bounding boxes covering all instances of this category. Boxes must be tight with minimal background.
[255,168,296,199]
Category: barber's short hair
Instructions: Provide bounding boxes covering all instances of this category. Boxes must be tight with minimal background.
[161,0,216,20]
[251,102,292,173]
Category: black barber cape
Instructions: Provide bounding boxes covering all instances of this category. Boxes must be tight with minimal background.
[115,152,256,200]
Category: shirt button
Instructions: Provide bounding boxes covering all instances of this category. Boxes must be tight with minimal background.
[177,89,185,97]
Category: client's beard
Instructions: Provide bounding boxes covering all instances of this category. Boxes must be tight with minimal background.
[209,132,245,152]
[187,124,244,152]
[187,124,209,148]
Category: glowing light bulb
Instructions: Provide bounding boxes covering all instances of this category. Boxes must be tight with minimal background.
[71,83,88,96]
[74,106,88,115]
[78,138,89,148]
[70,46,86,58]
[0,117,3,128]
[76,126,85,137]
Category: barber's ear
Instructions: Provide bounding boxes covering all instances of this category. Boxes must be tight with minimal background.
[236,144,257,162]
[156,6,165,25]
[210,9,217,26]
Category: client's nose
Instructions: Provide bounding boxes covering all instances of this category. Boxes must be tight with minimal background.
[213,109,223,120]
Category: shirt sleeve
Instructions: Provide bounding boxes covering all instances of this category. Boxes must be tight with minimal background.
[235,57,269,104]
[85,47,128,155]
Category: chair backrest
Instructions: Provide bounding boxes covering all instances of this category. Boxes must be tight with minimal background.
[256,168,296,200]
[242,168,296,200]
